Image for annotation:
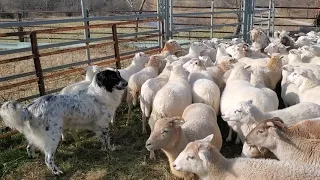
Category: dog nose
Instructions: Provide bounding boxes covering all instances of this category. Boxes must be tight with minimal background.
[122,81,128,87]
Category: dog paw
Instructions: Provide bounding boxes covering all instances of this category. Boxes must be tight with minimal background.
[53,168,64,176]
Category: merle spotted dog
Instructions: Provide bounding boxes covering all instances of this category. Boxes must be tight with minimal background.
[0,68,127,175]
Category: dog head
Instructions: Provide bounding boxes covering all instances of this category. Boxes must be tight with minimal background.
[96,68,128,92]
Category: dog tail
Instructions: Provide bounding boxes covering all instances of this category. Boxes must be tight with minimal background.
[0,101,31,132]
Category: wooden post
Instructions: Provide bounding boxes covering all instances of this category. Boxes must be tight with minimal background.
[17,12,24,42]
[30,32,45,96]
[112,24,121,69]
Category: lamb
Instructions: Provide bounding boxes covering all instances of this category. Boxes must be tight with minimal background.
[148,62,192,131]
[250,28,271,51]
[173,134,320,180]
[185,59,220,114]
[140,59,174,134]
[60,65,102,95]
[200,47,217,64]
[215,43,233,64]
[176,41,207,64]
[246,117,320,166]
[148,62,192,159]
[221,64,278,143]
[261,55,283,90]
[118,52,150,82]
[222,100,320,158]
[281,64,300,107]
[126,56,166,124]
[287,67,320,105]
[161,39,183,56]
[146,103,222,179]
[295,36,313,48]
[264,42,289,65]
[206,58,237,92]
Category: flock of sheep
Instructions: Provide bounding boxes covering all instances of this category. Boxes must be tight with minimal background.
[3,27,320,179]
[120,27,320,179]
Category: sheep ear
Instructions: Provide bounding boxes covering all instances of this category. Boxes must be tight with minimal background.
[244,65,251,70]
[198,145,213,163]
[169,118,184,128]
[247,100,253,104]
[200,134,214,143]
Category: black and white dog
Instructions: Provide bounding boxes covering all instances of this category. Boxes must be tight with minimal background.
[0,68,127,175]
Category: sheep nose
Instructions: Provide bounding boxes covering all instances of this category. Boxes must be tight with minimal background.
[221,114,225,117]
[173,164,176,167]
[146,142,152,147]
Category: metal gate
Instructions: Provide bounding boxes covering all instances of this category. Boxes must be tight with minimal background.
[157,0,275,43]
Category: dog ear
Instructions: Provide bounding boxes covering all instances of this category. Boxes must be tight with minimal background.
[96,71,114,92]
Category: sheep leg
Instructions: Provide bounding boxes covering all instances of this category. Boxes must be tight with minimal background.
[149,150,156,160]
[126,103,132,126]
[226,128,233,142]
[142,113,147,134]
[235,134,242,144]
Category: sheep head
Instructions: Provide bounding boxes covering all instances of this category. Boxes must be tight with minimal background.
[146,116,184,151]
[245,117,286,150]
[242,142,275,159]
[295,36,311,47]
[287,67,318,88]
[173,134,216,176]
[133,52,149,65]
[183,58,206,73]
[190,41,207,54]
[162,39,182,54]
[222,100,256,124]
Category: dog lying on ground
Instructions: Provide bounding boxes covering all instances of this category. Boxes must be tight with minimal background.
[0,68,127,175]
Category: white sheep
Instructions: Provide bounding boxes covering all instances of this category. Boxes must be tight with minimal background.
[295,36,314,48]
[243,118,320,159]
[215,43,233,64]
[222,100,320,142]
[148,62,192,159]
[185,59,220,114]
[200,47,217,64]
[264,42,289,65]
[281,64,300,107]
[246,118,320,166]
[60,65,102,95]
[176,41,207,64]
[250,28,271,50]
[221,64,278,143]
[287,67,320,105]
[173,134,320,180]
[140,59,174,134]
[249,55,283,90]
[146,103,222,179]
[206,59,238,92]
[126,56,166,124]
[118,52,150,82]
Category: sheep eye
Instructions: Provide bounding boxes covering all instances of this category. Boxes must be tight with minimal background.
[187,156,194,160]
[162,130,169,134]
[257,130,264,134]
